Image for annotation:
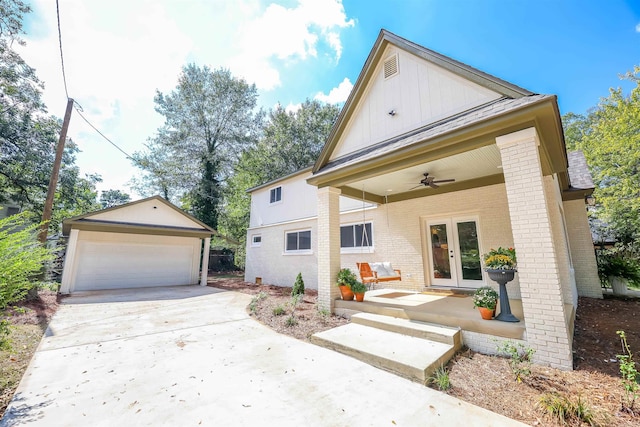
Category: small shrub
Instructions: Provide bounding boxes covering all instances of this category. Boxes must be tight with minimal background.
[496,340,535,382]
[248,292,267,314]
[291,273,305,297]
[0,319,12,351]
[272,305,286,316]
[427,365,450,391]
[317,306,330,321]
[0,212,57,309]
[538,393,598,426]
[617,330,639,413]
[285,315,298,327]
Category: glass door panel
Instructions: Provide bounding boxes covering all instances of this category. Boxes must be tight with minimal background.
[456,221,482,281]
[428,221,457,286]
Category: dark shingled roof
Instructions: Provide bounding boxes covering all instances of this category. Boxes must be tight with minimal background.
[567,151,594,190]
[314,94,553,177]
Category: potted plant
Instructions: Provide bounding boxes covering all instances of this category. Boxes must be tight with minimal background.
[472,286,499,320]
[351,281,367,302]
[483,247,519,322]
[336,268,356,301]
[483,247,517,280]
[597,251,640,296]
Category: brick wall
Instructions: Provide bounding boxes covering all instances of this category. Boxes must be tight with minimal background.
[563,199,602,298]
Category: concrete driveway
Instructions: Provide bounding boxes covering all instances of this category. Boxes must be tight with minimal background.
[1,286,524,426]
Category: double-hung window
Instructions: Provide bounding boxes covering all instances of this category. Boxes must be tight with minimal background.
[285,229,311,253]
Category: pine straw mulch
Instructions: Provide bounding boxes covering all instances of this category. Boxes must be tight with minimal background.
[209,274,640,427]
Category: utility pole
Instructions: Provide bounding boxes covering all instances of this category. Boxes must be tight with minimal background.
[39,98,74,244]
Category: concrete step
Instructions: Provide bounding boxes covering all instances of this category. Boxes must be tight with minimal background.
[310,323,457,384]
[350,312,461,349]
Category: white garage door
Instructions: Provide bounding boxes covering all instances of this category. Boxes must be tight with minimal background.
[73,234,200,291]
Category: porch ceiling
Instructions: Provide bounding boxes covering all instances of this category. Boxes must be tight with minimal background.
[343,145,503,204]
[309,94,572,205]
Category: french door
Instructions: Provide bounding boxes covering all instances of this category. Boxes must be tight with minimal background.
[426,217,484,288]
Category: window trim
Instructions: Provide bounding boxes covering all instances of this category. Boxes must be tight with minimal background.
[340,221,374,254]
[251,234,262,247]
[269,186,282,205]
[284,228,312,255]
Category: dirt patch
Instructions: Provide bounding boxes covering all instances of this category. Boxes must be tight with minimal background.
[1,291,61,415]
[208,274,349,341]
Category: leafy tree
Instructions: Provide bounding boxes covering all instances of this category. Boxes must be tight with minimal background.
[0,0,99,235]
[134,65,263,229]
[563,66,640,245]
[99,189,131,208]
[219,100,339,251]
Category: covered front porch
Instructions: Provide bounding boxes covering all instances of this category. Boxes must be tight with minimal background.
[336,288,576,346]
[338,288,526,341]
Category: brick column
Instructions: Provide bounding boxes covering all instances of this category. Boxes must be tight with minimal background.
[317,186,341,312]
[496,127,573,370]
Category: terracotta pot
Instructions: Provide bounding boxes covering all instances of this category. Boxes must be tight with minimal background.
[339,285,354,301]
[355,292,365,302]
[478,306,494,320]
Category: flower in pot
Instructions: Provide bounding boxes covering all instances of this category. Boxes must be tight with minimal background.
[483,247,517,270]
[351,281,367,302]
[336,268,357,301]
[472,286,498,320]
[483,247,517,283]
[482,247,520,322]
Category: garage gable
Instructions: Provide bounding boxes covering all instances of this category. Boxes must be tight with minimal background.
[90,198,200,228]
[62,196,215,238]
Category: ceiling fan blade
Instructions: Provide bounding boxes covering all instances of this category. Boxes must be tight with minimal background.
[409,184,423,190]
[429,182,439,189]
[432,178,455,184]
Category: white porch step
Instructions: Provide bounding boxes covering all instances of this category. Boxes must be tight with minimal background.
[350,312,462,348]
[310,322,458,383]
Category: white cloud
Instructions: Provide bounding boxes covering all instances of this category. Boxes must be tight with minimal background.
[636,22,640,32]
[228,0,354,90]
[285,102,302,113]
[314,77,353,104]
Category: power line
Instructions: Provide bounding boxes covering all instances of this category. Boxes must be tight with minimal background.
[55,1,135,163]
[55,0,69,100]
[73,102,134,160]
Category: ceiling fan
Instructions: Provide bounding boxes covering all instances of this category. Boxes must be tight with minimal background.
[410,172,456,190]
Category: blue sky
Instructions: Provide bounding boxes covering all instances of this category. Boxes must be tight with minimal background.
[20,0,640,198]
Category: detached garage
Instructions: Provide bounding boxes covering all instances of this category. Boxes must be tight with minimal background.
[60,196,215,294]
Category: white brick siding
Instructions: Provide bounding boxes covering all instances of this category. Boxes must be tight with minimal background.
[563,199,602,298]
[461,331,528,356]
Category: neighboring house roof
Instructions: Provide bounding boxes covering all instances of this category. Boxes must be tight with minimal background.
[62,195,216,239]
[314,94,553,178]
[313,29,535,173]
[567,151,594,190]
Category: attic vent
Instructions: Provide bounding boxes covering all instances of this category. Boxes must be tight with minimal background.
[383,55,399,79]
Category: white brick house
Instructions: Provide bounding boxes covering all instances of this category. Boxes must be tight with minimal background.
[245,30,601,369]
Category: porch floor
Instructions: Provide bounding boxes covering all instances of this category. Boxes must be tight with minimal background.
[335,288,527,340]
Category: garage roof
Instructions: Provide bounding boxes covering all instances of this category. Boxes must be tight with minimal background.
[62,196,216,239]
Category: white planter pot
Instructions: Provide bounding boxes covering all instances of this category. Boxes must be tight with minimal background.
[609,276,628,296]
